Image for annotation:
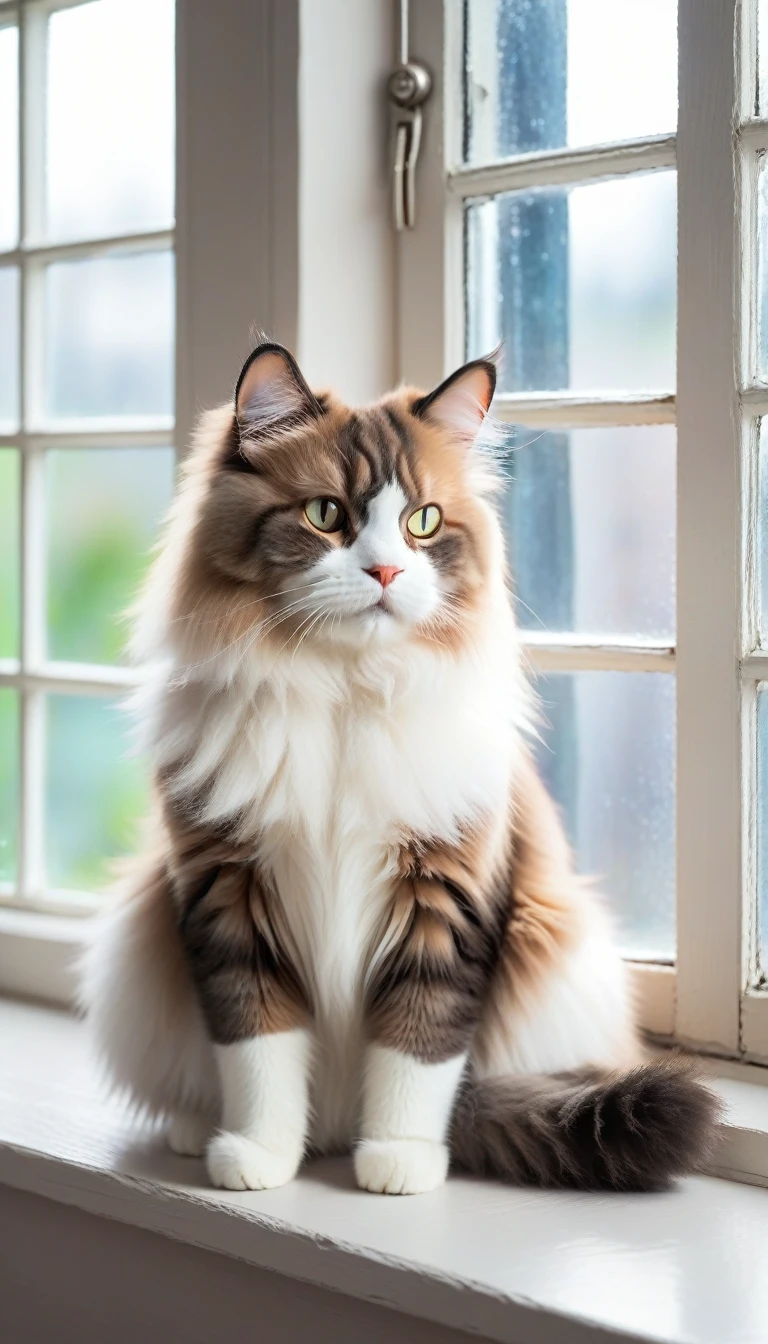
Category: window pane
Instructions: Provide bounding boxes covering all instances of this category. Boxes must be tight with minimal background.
[536,671,676,959]
[0,21,19,251]
[46,694,148,891]
[45,0,175,241]
[0,689,19,883]
[757,160,768,383]
[466,172,677,394]
[757,687,768,980]
[0,449,20,659]
[0,267,19,431]
[464,0,678,164]
[43,250,174,421]
[47,447,175,664]
[503,426,675,638]
[759,421,768,641]
[759,0,768,117]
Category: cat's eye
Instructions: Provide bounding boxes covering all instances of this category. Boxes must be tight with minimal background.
[406,504,442,539]
[305,497,345,533]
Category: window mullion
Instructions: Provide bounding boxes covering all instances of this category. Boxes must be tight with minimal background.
[675,0,742,1052]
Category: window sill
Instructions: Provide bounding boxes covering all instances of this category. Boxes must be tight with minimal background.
[2,998,768,1344]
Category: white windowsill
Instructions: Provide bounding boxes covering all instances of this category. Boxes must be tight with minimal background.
[2,997,768,1344]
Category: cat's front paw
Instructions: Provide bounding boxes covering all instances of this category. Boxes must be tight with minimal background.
[206,1132,301,1191]
[354,1138,449,1195]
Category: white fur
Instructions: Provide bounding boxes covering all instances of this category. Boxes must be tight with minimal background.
[478,911,639,1079]
[354,1139,449,1195]
[360,1044,467,1142]
[85,474,638,1190]
[209,1030,311,1190]
[355,1046,466,1194]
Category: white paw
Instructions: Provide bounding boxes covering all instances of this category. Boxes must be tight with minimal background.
[166,1113,212,1158]
[206,1132,301,1191]
[354,1139,449,1195]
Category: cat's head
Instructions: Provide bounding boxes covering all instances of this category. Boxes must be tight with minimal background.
[141,341,508,669]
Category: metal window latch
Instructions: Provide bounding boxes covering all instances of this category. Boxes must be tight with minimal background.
[388,60,432,231]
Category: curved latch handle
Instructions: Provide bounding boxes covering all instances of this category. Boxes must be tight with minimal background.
[388,61,432,231]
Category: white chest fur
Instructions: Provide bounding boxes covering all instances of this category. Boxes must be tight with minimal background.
[149,633,523,1146]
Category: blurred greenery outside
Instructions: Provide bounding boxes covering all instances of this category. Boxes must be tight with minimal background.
[0,446,175,891]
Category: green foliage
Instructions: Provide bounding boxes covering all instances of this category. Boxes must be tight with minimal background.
[0,446,174,893]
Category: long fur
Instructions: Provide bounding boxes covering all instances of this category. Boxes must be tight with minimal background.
[452,1058,722,1192]
[81,342,721,1194]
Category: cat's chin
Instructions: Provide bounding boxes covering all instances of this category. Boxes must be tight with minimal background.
[312,604,414,649]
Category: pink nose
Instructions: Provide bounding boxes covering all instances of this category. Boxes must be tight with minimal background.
[365,565,403,590]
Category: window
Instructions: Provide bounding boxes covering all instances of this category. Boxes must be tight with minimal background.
[2,0,768,1073]
[400,0,768,1059]
[0,0,176,913]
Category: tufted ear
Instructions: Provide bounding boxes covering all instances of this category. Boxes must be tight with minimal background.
[412,357,497,445]
[235,341,323,433]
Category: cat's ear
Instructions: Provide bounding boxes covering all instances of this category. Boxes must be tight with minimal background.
[235,341,323,433]
[412,356,497,445]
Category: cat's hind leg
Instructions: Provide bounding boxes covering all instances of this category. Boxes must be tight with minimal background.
[78,853,219,1130]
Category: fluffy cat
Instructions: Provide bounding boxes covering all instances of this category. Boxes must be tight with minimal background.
[80,341,719,1195]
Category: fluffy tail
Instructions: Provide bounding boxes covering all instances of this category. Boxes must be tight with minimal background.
[451,1058,721,1191]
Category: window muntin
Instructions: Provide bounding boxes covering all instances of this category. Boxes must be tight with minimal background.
[0,0,175,911]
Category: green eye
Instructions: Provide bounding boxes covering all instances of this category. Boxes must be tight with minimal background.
[305,497,345,533]
[407,504,442,539]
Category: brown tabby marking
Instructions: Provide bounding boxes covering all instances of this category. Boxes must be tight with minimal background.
[367,826,512,1063]
[163,808,310,1045]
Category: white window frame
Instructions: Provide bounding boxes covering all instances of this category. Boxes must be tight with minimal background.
[398,0,768,1062]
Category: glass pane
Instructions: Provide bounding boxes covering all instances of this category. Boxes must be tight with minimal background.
[503,426,676,638]
[759,0,768,117]
[757,687,768,979]
[0,21,19,251]
[759,421,768,641]
[757,160,768,383]
[0,267,20,431]
[46,0,175,240]
[466,172,677,394]
[46,694,148,891]
[464,0,678,164]
[536,671,676,959]
[0,689,19,883]
[44,250,174,421]
[47,447,175,664]
[0,449,20,659]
